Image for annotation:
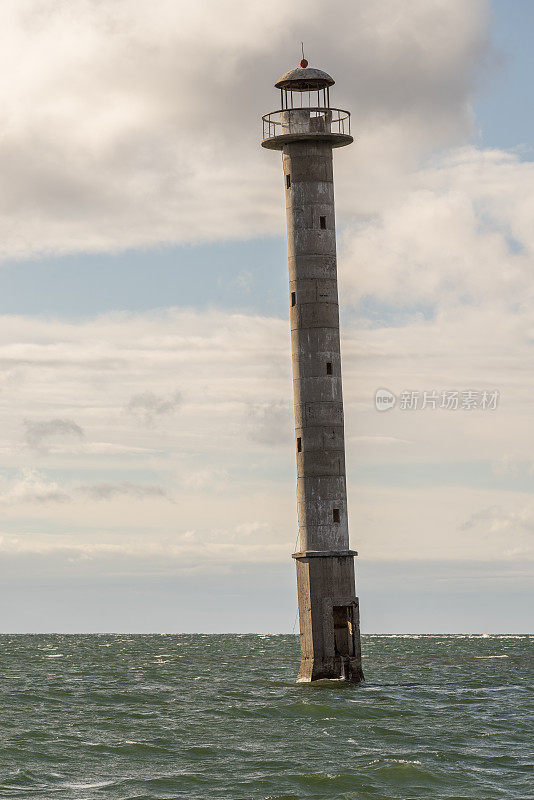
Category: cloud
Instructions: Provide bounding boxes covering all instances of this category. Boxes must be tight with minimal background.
[0,526,289,568]
[462,504,534,535]
[459,503,534,560]
[0,468,70,505]
[248,400,292,445]
[234,270,253,292]
[24,418,84,452]
[80,481,173,501]
[350,435,411,446]
[339,147,534,315]
[0,470,173,506]
[461,505,506,531]
[0,293,530,567]
[182,469,229,490]
[0,119,533,571]
[0,0,493,260]
[127,391,182,426]
[0,309,291,471]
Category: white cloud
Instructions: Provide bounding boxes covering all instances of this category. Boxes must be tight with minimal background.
[0,0,532,582]
[0,468,69,505]
[350,486,534,563]
[462,503,534,537]
[0,0,492,260]
[182,468,229,490]
[247,400,292,445]
[0,136,533,565]
[0,469,174,506]
[0,521,289,567]
[339,147,534,313]
[0,289,532,566]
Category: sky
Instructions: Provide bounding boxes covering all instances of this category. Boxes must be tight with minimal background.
[0,0,533,633]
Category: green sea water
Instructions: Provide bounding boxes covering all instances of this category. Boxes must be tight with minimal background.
[1,634,532,799]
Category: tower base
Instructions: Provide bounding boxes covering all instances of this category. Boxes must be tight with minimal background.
[293,552,364,684]
[297,655,364,683]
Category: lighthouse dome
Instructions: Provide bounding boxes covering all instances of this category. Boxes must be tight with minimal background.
[275,66,335,92]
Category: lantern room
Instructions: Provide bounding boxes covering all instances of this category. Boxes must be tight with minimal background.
[261,60,352,150]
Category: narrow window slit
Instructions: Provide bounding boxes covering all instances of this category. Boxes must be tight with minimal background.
[286,174,291,189]
[333,508,340,523]
[297,437,302,452]
[326,362,333,375]
[291,291,296,307]
[320,215,326,229]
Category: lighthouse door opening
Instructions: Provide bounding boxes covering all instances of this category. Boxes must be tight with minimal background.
[333,605,355,656]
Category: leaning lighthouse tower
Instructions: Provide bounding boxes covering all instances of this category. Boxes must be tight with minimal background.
[262,60,364,683]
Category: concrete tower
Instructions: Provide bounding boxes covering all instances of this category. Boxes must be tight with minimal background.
[262,61,364,683]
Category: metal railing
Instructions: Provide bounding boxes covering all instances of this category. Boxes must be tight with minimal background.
[262,107,351,140]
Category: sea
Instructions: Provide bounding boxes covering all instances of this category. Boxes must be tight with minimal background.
[1,634,532,800]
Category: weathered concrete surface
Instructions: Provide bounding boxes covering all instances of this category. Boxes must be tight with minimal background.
[293,554,364,682]
[284,138,364,684]
[262,70,364,683]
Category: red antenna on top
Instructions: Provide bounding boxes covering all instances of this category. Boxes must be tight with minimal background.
[300,42,308,69]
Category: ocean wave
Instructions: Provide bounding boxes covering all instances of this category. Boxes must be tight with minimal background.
[1,633,531,800]
[474,655,509,659]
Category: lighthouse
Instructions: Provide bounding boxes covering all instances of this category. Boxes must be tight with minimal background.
[262,60,364,683]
